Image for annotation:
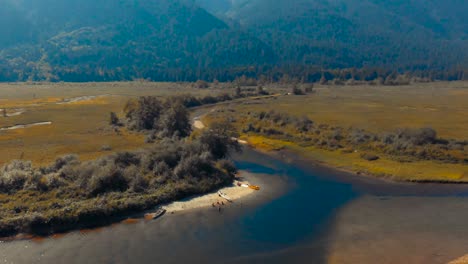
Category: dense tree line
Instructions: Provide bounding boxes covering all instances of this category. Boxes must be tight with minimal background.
[1,61,467,83]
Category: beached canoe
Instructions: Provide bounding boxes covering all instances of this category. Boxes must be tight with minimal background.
[145,208,166,220]
[249,185,260,190]
[218,191,233,202]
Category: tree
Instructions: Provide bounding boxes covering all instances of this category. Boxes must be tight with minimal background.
[125,96,163,130]
[109,112,120,126]
[157,102,192,138]
[199,121,241,159]
[291,85,305,95]
[257,86,268,95]
[319,75,328,85]
[195,80,209,89]
[303,83,314,93]
[235,86,242,98]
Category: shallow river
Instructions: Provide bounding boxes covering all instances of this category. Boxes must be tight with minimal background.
[2,149,468,264]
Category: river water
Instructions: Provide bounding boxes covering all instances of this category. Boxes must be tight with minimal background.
[1,149,468,264]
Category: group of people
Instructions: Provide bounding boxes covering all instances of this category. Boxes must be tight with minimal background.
[212,200,225,212]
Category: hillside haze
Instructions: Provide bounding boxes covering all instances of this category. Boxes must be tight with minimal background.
[0,0,467,82]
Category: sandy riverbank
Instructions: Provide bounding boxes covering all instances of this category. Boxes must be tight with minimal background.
[449,255,468,264]
[164,172,257,213]
[193,120,205,129]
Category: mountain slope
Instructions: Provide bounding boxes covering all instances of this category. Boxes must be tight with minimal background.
[0,0,467,82]
[197,0,468,69]
[0,0,275,81]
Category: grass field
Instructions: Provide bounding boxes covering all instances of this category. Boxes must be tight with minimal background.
[1,81,467,181]
[204,81,468,182]
[0,82,228,166]
[239,81,468,140]
[0,82,241,236]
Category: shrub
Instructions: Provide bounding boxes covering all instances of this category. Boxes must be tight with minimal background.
[87,165,129,196]
[43,173,66,189]
[295,117,314,132]
[195,80,209,89]
[349,129,373,144]
[303,83,314,93]
[123,166,148,193]
[0,160,33,193]
[262,128,284,136]
[396,127,437,145]
[217,160,237,176]
[174,155,213,180]
[198,121,241,159]
[361,153,380,161]
[291,85,305,95]
[114,152,140,168]
[145,131,156,143]
[152,161,172,179]
[200,95,218,105]
[235,75,257,86]
[53,155,79,171]
[109,112,120,126]
[257,86,269,95]
[101,145,112,151]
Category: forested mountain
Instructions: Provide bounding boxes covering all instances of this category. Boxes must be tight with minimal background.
[0,0,467,82]
[0,0,274,81]
[197,0,468,70]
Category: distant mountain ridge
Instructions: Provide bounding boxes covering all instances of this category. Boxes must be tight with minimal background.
[0,0,274,81]
[197,0,468,69]
[0,0,467,82]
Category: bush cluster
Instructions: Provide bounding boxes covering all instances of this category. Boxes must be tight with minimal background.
[239,110,467,163]
[124,96,192,138]
[0,128,239,197]
[247,110,314,132]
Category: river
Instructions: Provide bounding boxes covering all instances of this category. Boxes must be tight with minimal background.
[1,148,468,263]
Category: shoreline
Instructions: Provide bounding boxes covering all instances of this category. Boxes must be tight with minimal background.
[0,171,261,242]
[163,171,257,213]
[244,139,468,185]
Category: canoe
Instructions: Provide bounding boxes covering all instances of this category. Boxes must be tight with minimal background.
[145,208,166,220]
[218,191,233,202]
[249,185,260,190]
